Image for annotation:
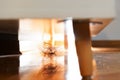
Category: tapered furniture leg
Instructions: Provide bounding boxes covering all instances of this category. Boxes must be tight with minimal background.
[73,20,93,78]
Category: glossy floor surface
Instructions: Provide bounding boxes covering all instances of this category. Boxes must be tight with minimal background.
[93,52,120,80]
[0,52,120,80]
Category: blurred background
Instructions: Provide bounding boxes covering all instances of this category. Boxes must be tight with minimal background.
[0,0,120,80]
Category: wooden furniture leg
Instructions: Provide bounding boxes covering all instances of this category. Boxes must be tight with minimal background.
[73,20,93,78]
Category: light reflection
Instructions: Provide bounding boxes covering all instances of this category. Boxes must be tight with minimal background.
[91,47,120,52]
[19,19,65,52]
[19,19,81,80]
[65,19,82,80]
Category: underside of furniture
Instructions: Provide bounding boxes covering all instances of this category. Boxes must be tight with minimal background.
[72,18,113,78]
[0,0,115,79]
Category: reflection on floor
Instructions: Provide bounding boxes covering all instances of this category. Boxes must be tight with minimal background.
[93,52,120,80]
[19,52,66,80]
[0,52,120,80]
[0,55,20,80]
